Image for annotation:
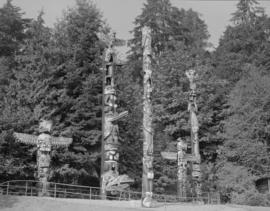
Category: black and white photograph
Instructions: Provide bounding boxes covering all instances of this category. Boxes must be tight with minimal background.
[0,0,270,210]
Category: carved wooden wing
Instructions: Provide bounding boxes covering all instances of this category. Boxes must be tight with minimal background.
[51,137,72,147]
[161,152,177,160]
[110,111,128,123]
[97,32,126,47]
[14,132,38,145]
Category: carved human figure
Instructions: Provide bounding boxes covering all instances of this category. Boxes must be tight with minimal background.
[142,27,152,56]
[186,70,200,158]
[185,69,197,91]
[143,56,151,72]
[177,138,188,197]
[192,161,202,198]
[104,86,117,114]
[105,46,114,62]
[142,155,154,207]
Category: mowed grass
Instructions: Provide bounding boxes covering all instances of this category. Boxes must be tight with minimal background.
[0,195,269,211]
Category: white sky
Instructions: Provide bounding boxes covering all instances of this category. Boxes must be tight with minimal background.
[1,0,270,51]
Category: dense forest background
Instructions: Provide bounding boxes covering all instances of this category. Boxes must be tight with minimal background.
[0,0,270,206]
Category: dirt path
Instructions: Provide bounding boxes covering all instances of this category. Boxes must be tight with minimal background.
[0,195,269,211]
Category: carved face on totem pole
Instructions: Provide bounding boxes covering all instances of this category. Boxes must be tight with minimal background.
[37,133,52,152]
[177,161,187,180]
[37,120,52,184]
[105,65,114,87]
[39,119,52,133]
[143,142,153,157]
[177,138,187,158]
[143,156,154,179]
[104,114,119,144]
[192,162,201,179]
[105,146,119,162]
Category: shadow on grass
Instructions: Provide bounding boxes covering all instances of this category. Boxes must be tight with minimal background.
[0,195,19,209]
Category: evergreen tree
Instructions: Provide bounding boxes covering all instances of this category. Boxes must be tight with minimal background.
[231,0,264,25]
[0,0,30,57]
[47,0,105,185]
[214,0,268,83]
[0,0,30,115]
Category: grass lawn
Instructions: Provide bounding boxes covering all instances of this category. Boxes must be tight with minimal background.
[0,195,269,211]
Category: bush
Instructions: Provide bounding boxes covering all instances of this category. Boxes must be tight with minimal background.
[231,191,270,206]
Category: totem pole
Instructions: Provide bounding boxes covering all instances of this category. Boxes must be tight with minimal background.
[100,33,132,198]
[177,138,188,198]
[186,69,202,199]
[14,119,72,196]
[161,138,188,198]
[142,26,154,208]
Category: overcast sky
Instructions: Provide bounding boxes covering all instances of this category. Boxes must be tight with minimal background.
[1,0,270,50]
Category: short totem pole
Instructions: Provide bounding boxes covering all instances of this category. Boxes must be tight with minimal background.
[142,26,154,208]
[14,119,72,196]
[177,138,188,198]
[186,69,202,199]
[161,138,188,198]
[100,33,133,198]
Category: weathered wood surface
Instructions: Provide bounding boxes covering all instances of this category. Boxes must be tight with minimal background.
[186,69,201,198]
[100,33,130,197]
[141,26,154,208]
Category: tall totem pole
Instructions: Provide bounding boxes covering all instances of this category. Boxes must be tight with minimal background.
[186,69,202,199]
[142,26,154,208]
[14,119,72,196]
[100,33,130,198]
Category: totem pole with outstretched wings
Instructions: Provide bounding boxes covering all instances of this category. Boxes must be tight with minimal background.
[14,119,72,196]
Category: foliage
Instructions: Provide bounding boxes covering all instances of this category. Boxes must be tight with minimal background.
[0,0,30,57]
[1,0,270,206]
[231,0,264,25]
[0,0,33,183]
[0,0,107,186]
[232,191,270,206]
[48,0,106,185]
[214,0,270,202]
[218,67,270,182]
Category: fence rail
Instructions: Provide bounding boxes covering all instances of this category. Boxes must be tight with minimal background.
[0,180,220,204]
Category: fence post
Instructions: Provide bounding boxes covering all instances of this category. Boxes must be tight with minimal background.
[89,187,91,200]
[164,195,167,211]
[54,183,56,198]
[119,191,122,201]
[25,181,28,196]
[208,192,210,204]
[6,181,9,195]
